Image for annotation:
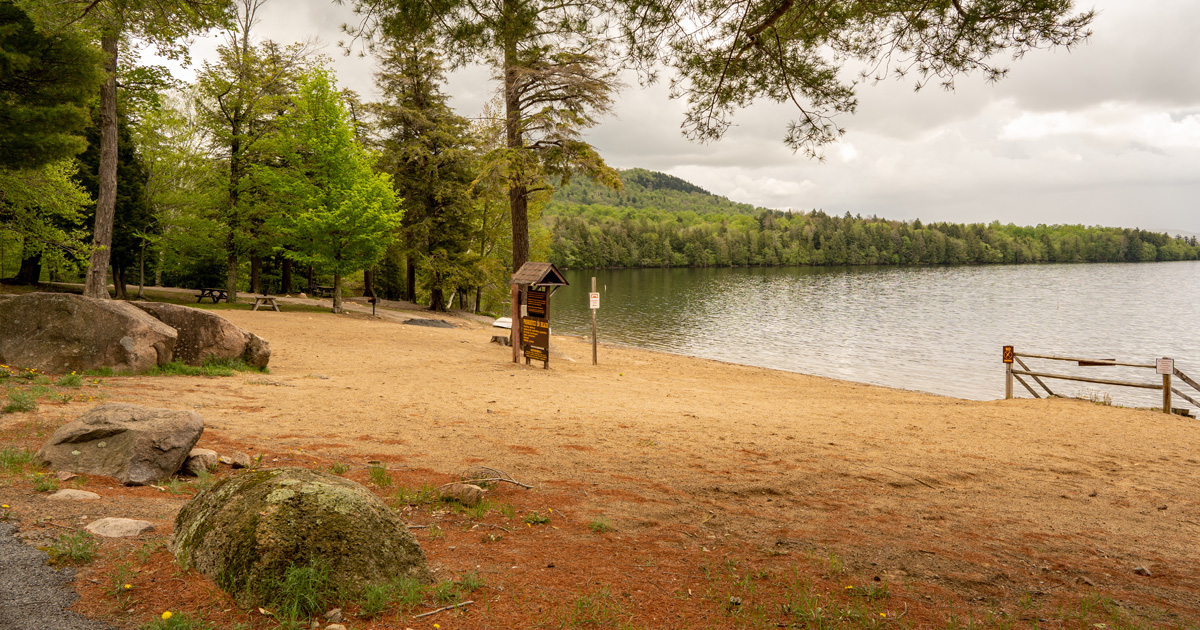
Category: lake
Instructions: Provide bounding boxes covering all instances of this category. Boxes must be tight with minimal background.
[547,262,1200,409]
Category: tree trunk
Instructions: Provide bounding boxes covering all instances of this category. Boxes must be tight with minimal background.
[225,230,238,302]
[363,268,374,297]
[405,253,416,302]
[12,252,41,285]
[249,252,261,294]
[155,248,163,287]
[503,40,529,274]
[306,265,314,294]
[112,264,127,300]
[137,244,145,299]
[474,287,482,314]
[331,272,342,313]
[83,33,120,300]
[281,257,292,294]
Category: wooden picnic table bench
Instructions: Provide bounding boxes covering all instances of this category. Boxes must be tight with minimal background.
[312,285,335,298]
[252,295,280,312]
[196,288,227,303]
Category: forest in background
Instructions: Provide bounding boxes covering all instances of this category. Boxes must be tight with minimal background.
[545,169,1200,269]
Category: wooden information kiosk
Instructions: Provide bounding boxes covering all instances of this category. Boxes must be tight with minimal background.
[509,262,568,368]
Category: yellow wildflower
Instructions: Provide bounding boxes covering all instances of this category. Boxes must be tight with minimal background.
[161,611,172,620]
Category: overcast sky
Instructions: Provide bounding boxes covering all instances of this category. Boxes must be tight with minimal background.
[150,0,1200,234]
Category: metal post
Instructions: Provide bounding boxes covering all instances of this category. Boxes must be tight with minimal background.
[591,276,598,366]
[1164,372,1172,414]
[1005,362,1013,400]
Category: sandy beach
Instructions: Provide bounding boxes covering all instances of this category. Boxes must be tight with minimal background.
[3,298,1198,628]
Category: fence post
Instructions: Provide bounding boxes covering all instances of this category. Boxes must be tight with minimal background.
[1006,363,1013,399]
[1164,372,1172,414]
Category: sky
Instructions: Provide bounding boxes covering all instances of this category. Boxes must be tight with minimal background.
[148,0,1200,234]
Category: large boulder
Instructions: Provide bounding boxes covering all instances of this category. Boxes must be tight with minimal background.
[171,467,430,607]
[132,302,271,368]
[0,293,175,373]
[36,403,204,486]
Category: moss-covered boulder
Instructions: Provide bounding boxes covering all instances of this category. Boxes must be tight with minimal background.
[170,467,430,607]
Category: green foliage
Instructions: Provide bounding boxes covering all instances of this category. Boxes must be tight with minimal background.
[266,67,402,313]
[524,510,550,525]
[31,472,58,492]
[4,389,37,413]
[143,358,260,377]
[589,518,614,533]
[328,462,349,475]
[0,1,103,169]
[258,560,337,620]
[557,586,639,630]
[46,530,98,565]
[546,180,1200,269]
[56,373,82,387]
[0,446,32,475]
[367,465,392,487]
[136,612,214,630]
[0,160,94,272]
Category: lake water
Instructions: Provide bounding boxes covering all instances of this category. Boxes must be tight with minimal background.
[547,262,1200,409]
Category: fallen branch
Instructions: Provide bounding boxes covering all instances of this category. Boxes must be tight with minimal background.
[442,476,533,490]
[414,600,474,619]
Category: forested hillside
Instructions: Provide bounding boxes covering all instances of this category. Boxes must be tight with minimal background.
[544,170,1200,269]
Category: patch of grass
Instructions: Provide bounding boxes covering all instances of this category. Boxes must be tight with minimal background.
[355,575,430,618]
[394,484,441,507]
[328,462,349,475]
[162,476,190,495]
[589,518,615,534]
[427,524,444,540]
[524,510,550,525]
[107,562,138,610]
[848,580,890,601]
[432,579,461,604]
[136,612,215,630]
[191,469,217,492]
[56,373,83,387]
[825,551,845,577]
[3,389,37,413]
[32,472,59,493]
[84,366,115,377]
[457,570,484,593]
[368,465,392,488]
[259,560,338,621]
[46,530,99,565]
[557,586,640,630]
[0,446,33,475]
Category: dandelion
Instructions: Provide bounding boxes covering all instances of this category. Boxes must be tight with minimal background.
[124,584,132,589]
[161,611,172,620]
[547,508,552,513]
[434,625,440,629]
[880,612,886,617]
[845,585,853,590]
[1,505,8,509]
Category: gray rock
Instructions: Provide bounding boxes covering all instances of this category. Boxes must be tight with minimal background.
[230,452,253,469]
[325,625,346,630]
[323,608,343,623]
[218,455,233,465]
[85,518,154,538]
[403,318,455,328]
[183,448,218,476]
[440,483,485,507]
[170,467,431,608]
[1134,566,1152,576]
[46,490,100,501]
[36,403,204,486]
[0,293,176,373]
[55,471,79,482]
[132,302,271,369]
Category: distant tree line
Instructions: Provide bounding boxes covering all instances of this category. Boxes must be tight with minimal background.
[547,205,1200,269]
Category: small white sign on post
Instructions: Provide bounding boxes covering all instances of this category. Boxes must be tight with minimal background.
[589,292,600,310]
[1156,357,1174,375]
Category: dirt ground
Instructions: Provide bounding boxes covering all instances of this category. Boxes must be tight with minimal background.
[2,293,1199,629]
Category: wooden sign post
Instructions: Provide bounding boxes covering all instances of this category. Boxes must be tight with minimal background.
[590,277,599,366]
[1003,345,1014,400]
[1157,357,1174,414]
[509,262,569,369]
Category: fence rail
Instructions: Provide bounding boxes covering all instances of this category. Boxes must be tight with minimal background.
[1003,346,1198,416]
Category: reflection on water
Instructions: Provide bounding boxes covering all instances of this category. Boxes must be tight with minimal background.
[549,262,1200,407]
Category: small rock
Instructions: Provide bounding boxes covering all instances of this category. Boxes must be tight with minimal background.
[309,621,319,629]
[85,517,154,538]
[184,448,219,476]
[324,608,343,623]
[218,455,233,465]
[230,452,253,469]
[297,292,307,299]
[47,489,100,501]
[55,471,79,482]
[440,483,484,507]
[1133,566,1152,576]
[325,625,346,630]
[1078,575,1096,586]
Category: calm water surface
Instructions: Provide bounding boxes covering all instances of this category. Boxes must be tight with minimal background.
[548,262,1200,408]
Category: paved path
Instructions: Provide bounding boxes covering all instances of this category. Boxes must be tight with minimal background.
[0,523,112,630]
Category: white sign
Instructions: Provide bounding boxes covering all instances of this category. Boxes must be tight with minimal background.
[589,292,600,310]
[1156,357,1174,375]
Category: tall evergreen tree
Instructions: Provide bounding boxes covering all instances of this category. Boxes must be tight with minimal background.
[371,37,477,311]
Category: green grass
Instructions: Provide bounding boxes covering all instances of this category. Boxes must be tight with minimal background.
[3,389,37,413]
[0,446,33,475]
[523,510,550,525]
[589,517,615,533]
[257,560,338,621]
[56,373,83,387]
[328,462,349,475]
[136,612,215,630]
[353,575,433,619]
[32,472,59,492]
[368,465,392,488]
[46,531,99,565]
[556,586,641,630]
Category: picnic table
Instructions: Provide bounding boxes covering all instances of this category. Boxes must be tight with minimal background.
[196,288,227,303]
[312,285,335,298]
[252,296,280,312]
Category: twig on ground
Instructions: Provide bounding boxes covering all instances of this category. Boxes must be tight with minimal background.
[414,600,474,619]
[456,466,534,489]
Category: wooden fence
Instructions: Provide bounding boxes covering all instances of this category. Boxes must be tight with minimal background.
[1003,347,1200,415]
